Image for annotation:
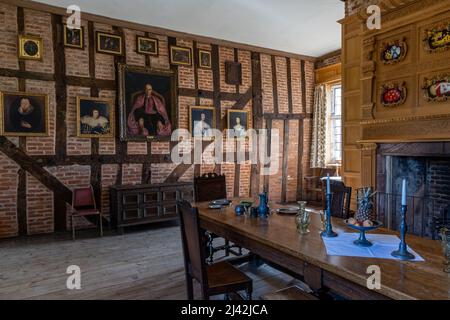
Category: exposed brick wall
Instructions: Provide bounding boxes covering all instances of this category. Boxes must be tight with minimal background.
[66,86,91,155]
[24,9,54,74]
[315,52,341,69]
[0,152,19,238]
[101,164,119,215]
[122,164,143,185]
[0,4,315,238]
[26,174,53,235]
[0,3,18,70]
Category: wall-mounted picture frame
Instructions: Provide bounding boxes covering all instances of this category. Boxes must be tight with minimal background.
[170,46,192,66]
[64,25,84,49]
[0,91,49,137]
[423,22,450,53]
[18,35,43,60]
[118,63,177,141]
[225,61,242,85]
[136,36,158,56]
[96,31,123,55]
[198,50,212,69]
[423,74,450,102]
[76,96,115,138]
[380,82,407,107]
[380,38,407,64]
[189,106,215,139]
[227,109,250,139]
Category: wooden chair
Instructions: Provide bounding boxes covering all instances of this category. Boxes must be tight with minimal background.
[177,200,253,300]
[70,186,103,240]
[194,173,242,263]
[321,180,352,219]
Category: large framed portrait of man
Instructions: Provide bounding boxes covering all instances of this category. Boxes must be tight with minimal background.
[0,91,49,136]
[118,63,177,141]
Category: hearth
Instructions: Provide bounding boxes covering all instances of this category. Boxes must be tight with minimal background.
[376,142,450,238]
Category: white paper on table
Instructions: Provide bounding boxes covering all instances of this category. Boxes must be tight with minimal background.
[322,233,425,262]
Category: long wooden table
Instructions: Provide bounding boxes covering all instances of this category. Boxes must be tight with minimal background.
[197,199,450,300]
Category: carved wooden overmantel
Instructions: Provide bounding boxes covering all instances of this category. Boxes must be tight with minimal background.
[341,0,450,209]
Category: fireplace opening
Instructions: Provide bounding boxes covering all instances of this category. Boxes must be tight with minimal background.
[376,143,450,238]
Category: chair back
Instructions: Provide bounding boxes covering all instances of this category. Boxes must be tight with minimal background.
[194,173,227,202]
[72,186,96,210]
[177,200,208,285]
[322,180,352,219]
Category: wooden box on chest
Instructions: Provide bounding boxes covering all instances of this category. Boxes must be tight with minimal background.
[110,182,193,232]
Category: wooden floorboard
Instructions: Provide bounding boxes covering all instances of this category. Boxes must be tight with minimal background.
[0,223,296,300]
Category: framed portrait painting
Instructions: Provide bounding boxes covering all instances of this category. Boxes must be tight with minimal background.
[96,31,123,55]
[170,46,192,66]
[198,50,212,69]
[0,91,49,136]
[136,36,158,56]
[227,109,250,139]
[64,25,84,49]
[76,97,115,138]
[18,35,43,60]
[118,63,177,141]
[189,106,215,139]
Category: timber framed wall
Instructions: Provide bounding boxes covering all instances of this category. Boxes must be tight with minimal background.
[0,0,315,238]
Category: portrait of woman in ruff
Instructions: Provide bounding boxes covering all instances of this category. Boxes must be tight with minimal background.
[119,64,177,141]
[76,97,114,138]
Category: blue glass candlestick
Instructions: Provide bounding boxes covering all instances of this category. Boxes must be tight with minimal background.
[321,193,337,238]
[391,205,415,260]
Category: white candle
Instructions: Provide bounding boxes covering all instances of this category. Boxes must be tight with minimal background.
[401,179,407,206]
[327,174,331,195]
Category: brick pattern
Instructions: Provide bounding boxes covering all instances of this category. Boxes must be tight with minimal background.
[151,163,177,184]
[219,46,236,93]
[290,58,303,114]
[122,164,143,185]
[25,79,56,155]
[46,165,91,230]
[124,28,145,67]
[0,5,315,238]
[177,39,195,89]
[98,89,116,154]
[238,50,252,94]
[26,174,53,235]
[66,86,91,155]
[268,120,284,202]
[151,142,170,154]
[24,9,54,74]
[0,3,18,70]
[286,120,300,202]
[149,34,170,70]
[127,142,147,155]
[275,57,289,114]
[261,54,274,113]
[101,164,119,215]
[64,18,90,77]
[315,53,341,69]
[94,23,115,80]
[0,152,19,238]
[305,61,315,114]
[178,96,196,130]
[197,43,213,91]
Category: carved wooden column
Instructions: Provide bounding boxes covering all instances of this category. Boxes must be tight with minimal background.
[359,143,377,188]
[361,36,376,120]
